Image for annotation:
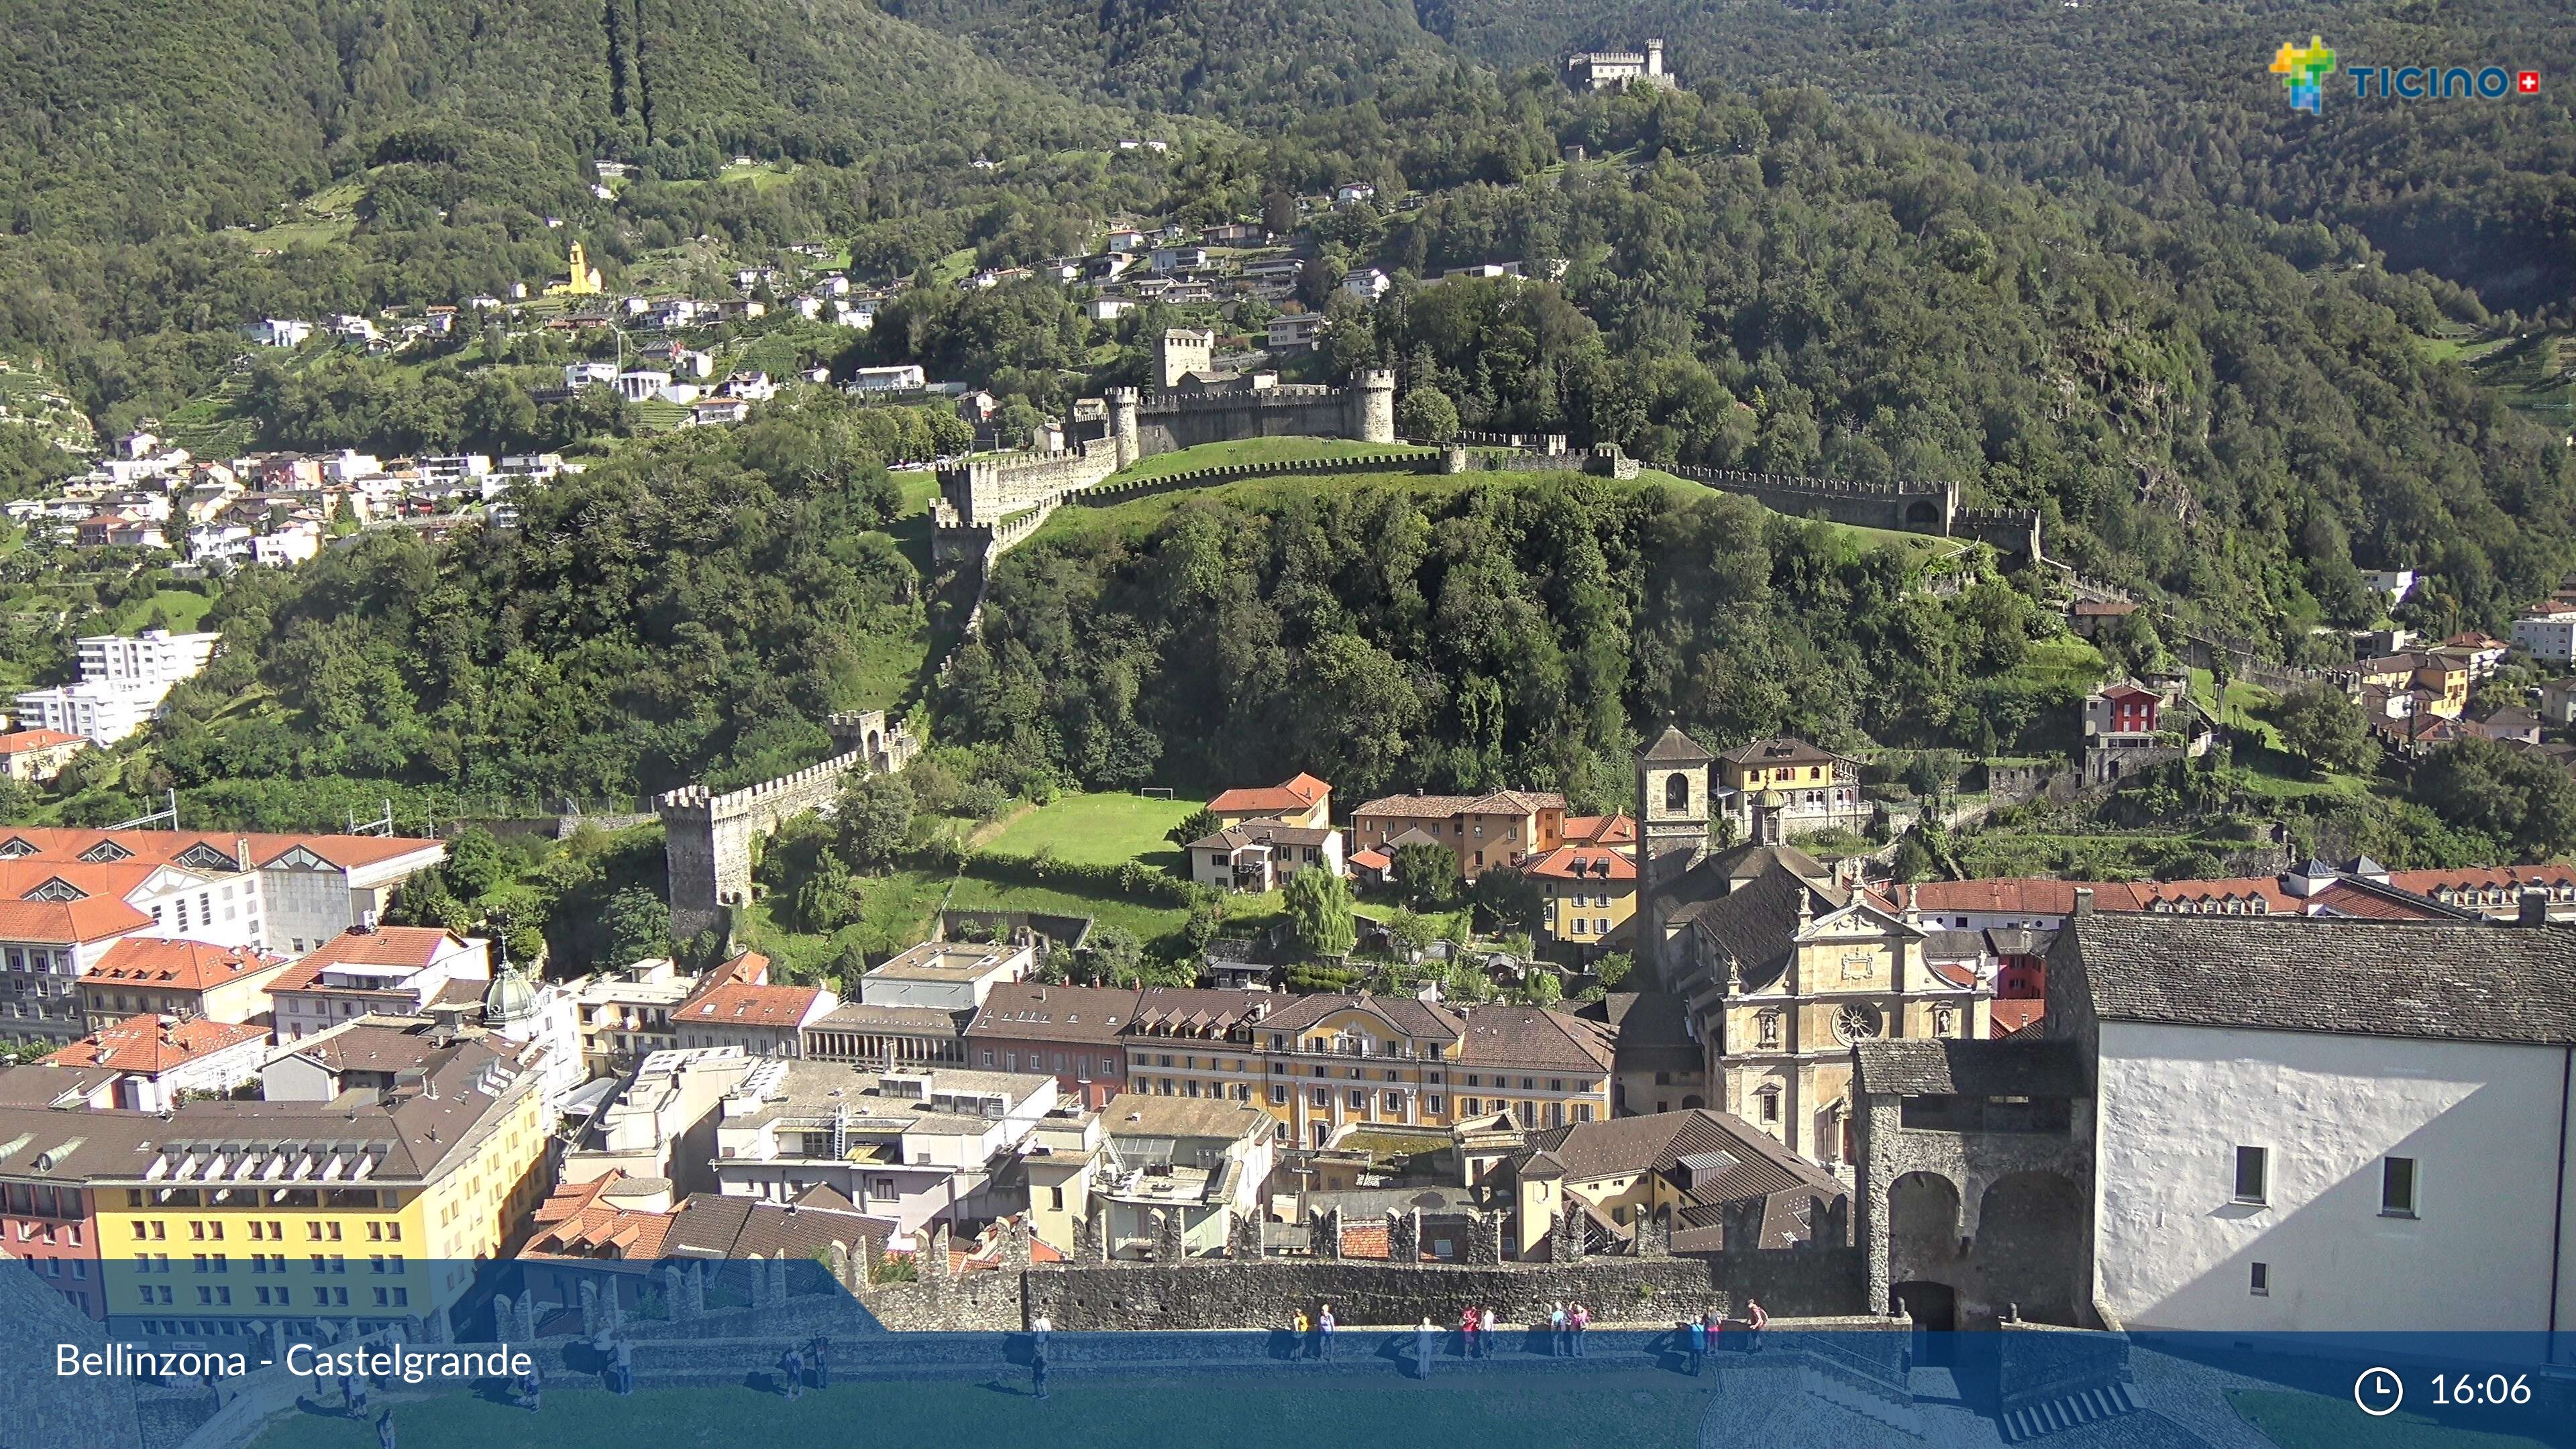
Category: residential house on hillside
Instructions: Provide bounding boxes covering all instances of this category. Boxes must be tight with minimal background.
[1523,843,1633,955]
[1714,737,1868,843]
[1186,818,1343,893]
[0,729,87,782]
[1208,773,1332,828]
[1351,789,1570,880]
[2350,651,2469,718]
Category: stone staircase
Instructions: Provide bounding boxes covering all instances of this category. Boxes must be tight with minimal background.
[1999,1380,2140,1440]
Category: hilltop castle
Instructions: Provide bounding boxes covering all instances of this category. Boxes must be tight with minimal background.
[1567,39,1675,93]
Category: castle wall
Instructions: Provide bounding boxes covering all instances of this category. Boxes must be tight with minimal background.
[1666,464,1960,535]
[657,711,915,943]
[1021,1252,1862,1331]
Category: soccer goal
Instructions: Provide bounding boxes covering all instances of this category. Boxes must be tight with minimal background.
[1140,787,1175,800]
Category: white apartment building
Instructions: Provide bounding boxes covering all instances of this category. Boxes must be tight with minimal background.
[710,1061,1058,1236]
[15,629,221,744]
[2511,606,2576,663]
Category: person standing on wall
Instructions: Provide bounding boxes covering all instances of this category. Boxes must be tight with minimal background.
[1744,1297,1769,1353]
[1318,1302,1337,1360]
[1479,1305,1497,1358]
[1416,1317,1439,1380]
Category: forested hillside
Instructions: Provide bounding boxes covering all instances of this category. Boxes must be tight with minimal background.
[942,476,2055,807]
[1437,0,2576,311]
[885,0,1454,121]
[1262,86,2571,641]
[2,0,1126,242]
[116,394,951,827]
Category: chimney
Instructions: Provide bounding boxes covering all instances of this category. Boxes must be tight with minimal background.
[2072,887,2095,920]
[2518,888,2550,928]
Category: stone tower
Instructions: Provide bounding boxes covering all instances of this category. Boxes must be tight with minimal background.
[1635,724,1714,985]
[1353,368,1397,443]
[1157,329,1215,390]
[1106,386,1142,468]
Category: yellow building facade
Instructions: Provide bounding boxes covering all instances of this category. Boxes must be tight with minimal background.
[91,1039,551,1340]
[1120,993,1616,1150]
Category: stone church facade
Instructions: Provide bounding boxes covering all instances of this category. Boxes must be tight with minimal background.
[1633,725,1991,1173]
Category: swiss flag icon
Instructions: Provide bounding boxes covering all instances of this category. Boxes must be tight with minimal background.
[2518,70,2542,93]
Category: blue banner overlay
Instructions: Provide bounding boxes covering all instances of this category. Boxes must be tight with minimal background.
[7,1258,2571,1449]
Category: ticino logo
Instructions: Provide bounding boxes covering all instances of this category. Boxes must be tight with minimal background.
[2271,36,2540,113]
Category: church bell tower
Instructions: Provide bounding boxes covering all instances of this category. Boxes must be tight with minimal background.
[1634,724,1714,985]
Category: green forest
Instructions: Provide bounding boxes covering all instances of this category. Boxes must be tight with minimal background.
[0,0,2567,924]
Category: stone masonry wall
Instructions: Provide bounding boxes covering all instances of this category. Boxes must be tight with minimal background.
[657,714,915,943]
[850,1250,1864,1333]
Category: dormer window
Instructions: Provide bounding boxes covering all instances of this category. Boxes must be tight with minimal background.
[79,841,133,863]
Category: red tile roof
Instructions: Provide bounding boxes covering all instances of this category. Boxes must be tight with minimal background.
[1209,773,1332,816]
[80,937,287,991]
[43,1013,265,1073]
[0,729,85,755]
[1990,1000,2047,1037]
[0,895,152,945]
[1562,814,1636,845]
[519,1171,675,1260]
[680,981,824,1029]
[1522,845,1636,882]
[266,926,476,993]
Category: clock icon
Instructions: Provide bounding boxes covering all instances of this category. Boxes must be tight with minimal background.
[2355,1366,2404,1417]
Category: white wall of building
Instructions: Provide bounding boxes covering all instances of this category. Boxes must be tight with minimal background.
[2094,1020,2576,1356]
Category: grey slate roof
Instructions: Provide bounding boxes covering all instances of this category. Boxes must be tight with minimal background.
[2065,914,2576,1045]
[1638,724,1714,763]
[1850,1038,2088,1097]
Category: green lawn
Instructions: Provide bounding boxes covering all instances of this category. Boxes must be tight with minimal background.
[2224,1388,2553,1449]
[980,790,1204,867]
[2007,636,2110,696]
[107,589,214,634]
[944,872,1192,943]
[249,1372,1713,1449]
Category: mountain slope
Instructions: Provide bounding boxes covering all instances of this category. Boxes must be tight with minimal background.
[883,0,1456,120]
[1,0,1131,241]
[1434,0,2576,311]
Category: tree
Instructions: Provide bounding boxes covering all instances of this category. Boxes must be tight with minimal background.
[1085,924,1144,986]
[1165,806,1222,849]
[837,771,914,872]
[1387,906,1435,956]
[1396,385,1460,443]
[1390,841,1460,910]
[1470,865,1545,936]
[2410,737,2576,860]
[1283,864,1358,959]
[793,851,863,932]
[1513,969,1562,1006]
[600,885,672,967]
[2270,683,2378,775]
[1593,951,1634,989]
[443,826,510,898]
